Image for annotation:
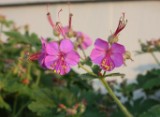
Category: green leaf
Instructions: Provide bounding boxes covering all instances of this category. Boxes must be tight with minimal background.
[92,65,101,74]
[4,31,29,44]
[1,20,14,27]
[136,69,160,93]
[0,96,11,111]
[133,99,159,116]
[141,78,160,90]
[120,83,137,98]
[139,105,160,117]
[28,88,55,116]
[79,73,97,79]
[81,57,92,67]
[105,73,125,78]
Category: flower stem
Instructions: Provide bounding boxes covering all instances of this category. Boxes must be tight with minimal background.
[35,71,41,86]
[12,95,18,117]
[99,77,133,117]
[81,48,87,60]
[27,62,31,80]
[78,63,133,117]
[14,102,29,117]
[78,63,96,77]
[150,52,160,66]
[0,23,3,40]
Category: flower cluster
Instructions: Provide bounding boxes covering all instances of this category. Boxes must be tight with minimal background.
[147,38,160,48]
[32,10,92,75]
[138,38,160,53]
[31,11,130,75]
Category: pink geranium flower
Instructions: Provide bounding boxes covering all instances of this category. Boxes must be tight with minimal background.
[76,32,92,49]
[45,39,80,75]
[90,38,125,71]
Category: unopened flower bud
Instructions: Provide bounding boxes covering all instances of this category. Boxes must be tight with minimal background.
[0,15,5,22]
[53,29,60,37]
[28,52,41,61]
[67,30,75,38]
[66,108,77,115]
[147,40,155,46]
[22,78,30,85]
[123,51,133,61]
[58,104,66,110]
[108,34,119,44]
[155,39,160,47]
[73,103,79,110]
[79,103,86,113]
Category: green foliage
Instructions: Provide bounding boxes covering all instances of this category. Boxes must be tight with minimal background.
[113,68,160,117]
[139,105,160,117]
[112,38,160,117]
[80,57,92,67]
[0,17,112,117]
[92,65,101,74]
[0,96,11,111]
[137,39,160,53]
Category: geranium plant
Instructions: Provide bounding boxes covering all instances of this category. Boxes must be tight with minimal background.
[30,9,133,117]
[0,9,134,117]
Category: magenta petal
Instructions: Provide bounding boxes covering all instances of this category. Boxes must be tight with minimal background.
[90,48,106,64]
[45,55,58,69]
[81,34,92,49]
[94,38,109,50]
[111,53,124,67]
[76,31,82,37]
[76,32,92,49]
[41,37,47,48]
[53,60,71,75]
[100,56,115,71]
[65,51,80,66]
[62,26,69,34]
[39,52,46,68]
[60,39,74,53]
[111,43,125,54]
[59,64,71,75]
[46,42,59,55]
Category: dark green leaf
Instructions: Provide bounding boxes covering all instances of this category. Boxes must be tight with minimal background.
[139,105,160,117]
[0,96,11,111]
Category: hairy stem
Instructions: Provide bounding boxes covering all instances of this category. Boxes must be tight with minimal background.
[14,102,29,117]
[27,62,31,80]
[150,52,160,66]
[35,71,41,86]
[12,95,18,117]
[78,63,133,117]
[81,47,87,60]
[0,23,3,40]
[78,63,96,77]
[99,77,133,117]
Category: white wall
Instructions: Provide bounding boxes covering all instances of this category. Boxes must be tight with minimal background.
[1,1,160,84]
